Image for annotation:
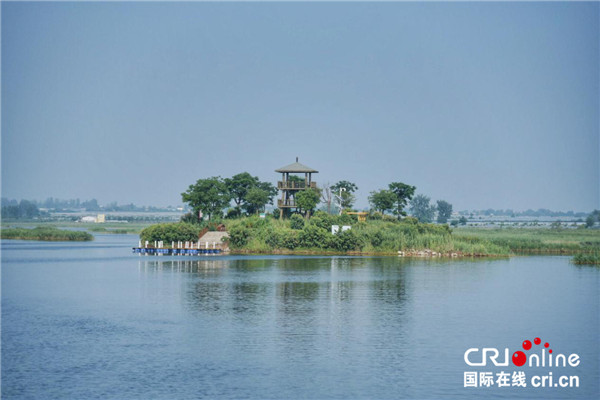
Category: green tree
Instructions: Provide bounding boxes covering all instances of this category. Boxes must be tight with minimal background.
[368,190,396,215]
[224,173,277,214]
[332,180,358,193]
[459,216,468,225]
[181,177,230,220]
[332,180,358,209]
[585,215,595,228]
[585,210,599,228]
[295,189,320,218]
[409,194,436,223]
[224,172,258,208]
[436,200,453,224]
[243,188,270,215]
[388,182,416,218]
[256,181,277,205]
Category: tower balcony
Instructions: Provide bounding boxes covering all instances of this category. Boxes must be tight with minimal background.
[277,199,297,208]
[277,181,317,190]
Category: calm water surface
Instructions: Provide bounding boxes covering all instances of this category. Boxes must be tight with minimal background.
[2,234,598,399]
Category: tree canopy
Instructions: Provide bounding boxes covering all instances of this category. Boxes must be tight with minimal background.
[295,189,320,218]
[243,187,270,215]
[332,180,358,209]
[332,180,358,194]
[436,200,453,224]
[388,182,416,218]
[224,172,258,207]
[181,176,231,220]
[224,172,277,211]
[368,190,396,215]
[182,172,277,220]
[410,194,436,223]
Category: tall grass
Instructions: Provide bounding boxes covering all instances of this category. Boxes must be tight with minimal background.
[572,252,600,265]
[223,215,511,255]
[454,228,600,254]
[0,226,93,241]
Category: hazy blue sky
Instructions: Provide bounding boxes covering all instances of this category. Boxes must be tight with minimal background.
[2,2,598,211]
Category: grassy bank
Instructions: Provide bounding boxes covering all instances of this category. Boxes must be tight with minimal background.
[0,226,93,241]
[221,213,511,256]
[453,227,600,254]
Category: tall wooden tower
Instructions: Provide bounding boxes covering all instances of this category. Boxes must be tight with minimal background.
[276,157,318,218]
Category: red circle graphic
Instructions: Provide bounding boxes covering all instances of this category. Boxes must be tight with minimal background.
[512,351,527,367]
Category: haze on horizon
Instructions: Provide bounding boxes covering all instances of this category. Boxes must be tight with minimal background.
[2,2,598,212]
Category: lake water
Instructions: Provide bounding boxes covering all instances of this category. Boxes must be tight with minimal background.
[2,234,598,399]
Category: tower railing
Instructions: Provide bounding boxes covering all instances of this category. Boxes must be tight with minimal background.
[277,199,297,208]
[277,181,317,190]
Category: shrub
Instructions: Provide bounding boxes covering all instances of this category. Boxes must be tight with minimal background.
[140,223,201,243]
[265,230,281,248]
[368,230,384,247]
[280,230,299,249]
[308,216,328,230]
[228,225,250,248]
[382,214,397,222]
[290,214,305,230]
[329,229,361,251]
[298,224,328,248]
[369,211,383,220]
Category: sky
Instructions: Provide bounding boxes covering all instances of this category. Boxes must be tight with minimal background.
[2,1,598,211]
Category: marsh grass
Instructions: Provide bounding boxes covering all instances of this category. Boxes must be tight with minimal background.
[572,251,600,265]
[0,226,93,241]
[454,228,600,254]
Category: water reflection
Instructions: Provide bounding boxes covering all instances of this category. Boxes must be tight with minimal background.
[138,257,410,323]
[139,258,230,276]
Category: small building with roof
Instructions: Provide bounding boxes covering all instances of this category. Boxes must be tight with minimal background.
[275,157,318,218]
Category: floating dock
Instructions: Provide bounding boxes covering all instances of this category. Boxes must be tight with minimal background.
[132,239,226,256]
[132,247,223,255]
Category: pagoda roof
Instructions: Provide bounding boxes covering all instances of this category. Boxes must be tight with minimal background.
[275,160,318,173]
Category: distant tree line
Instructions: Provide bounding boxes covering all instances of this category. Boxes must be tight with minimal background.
[1,197,180,213]
[368,183,454,224]
[1,200,42,219]
[459,208,588,218]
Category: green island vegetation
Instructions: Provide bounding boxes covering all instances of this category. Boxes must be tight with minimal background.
[138,213,600,257]
[217,213,510,256]
[87,226,129,234]
[134,171,600,259]
[572,252,600,266]
[0,226,93,241]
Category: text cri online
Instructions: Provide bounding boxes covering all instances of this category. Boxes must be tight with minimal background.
[464,348,580,388]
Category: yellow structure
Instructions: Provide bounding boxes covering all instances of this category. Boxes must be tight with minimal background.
[96,214,106,223]
[345,211,368,222]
